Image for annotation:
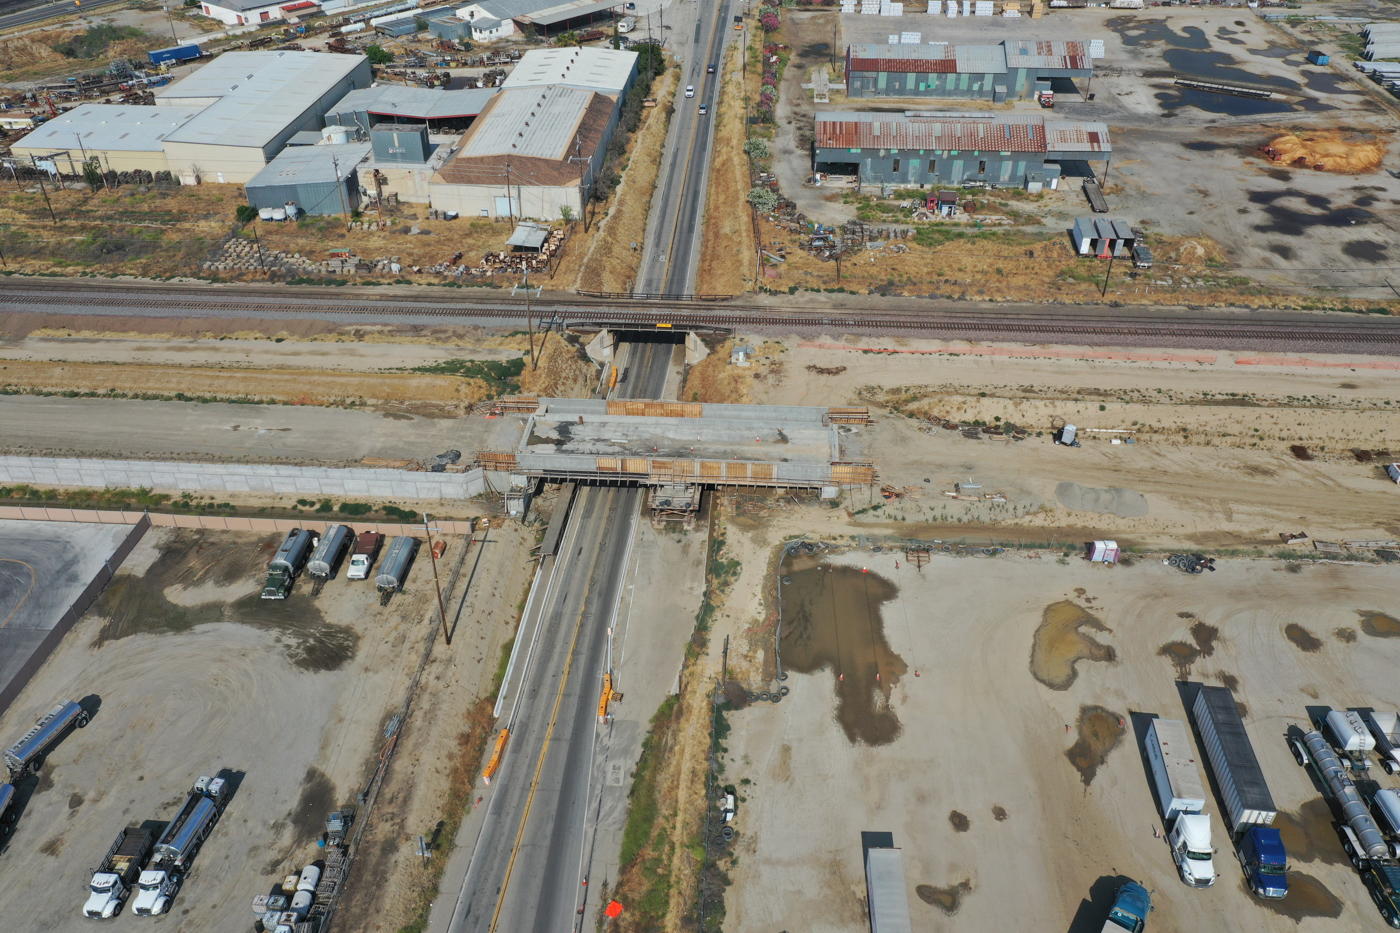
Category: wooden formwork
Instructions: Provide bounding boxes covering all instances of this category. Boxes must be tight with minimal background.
[605,400,703,418]
[475,449,519,471]
[826,407,874,425]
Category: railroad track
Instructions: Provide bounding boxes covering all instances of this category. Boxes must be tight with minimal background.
[2,285,1399,348]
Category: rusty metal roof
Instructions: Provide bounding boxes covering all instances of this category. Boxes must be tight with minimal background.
[1002,38,1091,71]
[1044,119,1112,153]
[816,112,1050,152]
[847,42,1006,75]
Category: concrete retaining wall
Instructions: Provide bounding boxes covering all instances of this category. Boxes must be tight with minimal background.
[0,456,488,501]
[0,508,477,536]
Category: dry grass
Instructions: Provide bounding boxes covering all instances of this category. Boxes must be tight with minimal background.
[681,339,785,404]
[517,335,597,398]
[0,183,561,285]
[0,28,165,82]
[695,43,757,296]
[0,359,490,407]
[753,217,1397,311]
[1265,130,1386,174]
[575,66,679,293]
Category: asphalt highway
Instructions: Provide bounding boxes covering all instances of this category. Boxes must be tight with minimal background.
[446,336,675,933]
[635,0,734,294]
[0,0,121,32]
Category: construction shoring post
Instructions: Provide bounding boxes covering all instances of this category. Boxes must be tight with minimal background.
[423,513,451,646]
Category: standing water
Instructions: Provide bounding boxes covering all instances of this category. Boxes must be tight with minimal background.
[779,562,906,745]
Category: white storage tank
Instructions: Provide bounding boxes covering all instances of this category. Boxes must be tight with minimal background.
[321,125,351,146]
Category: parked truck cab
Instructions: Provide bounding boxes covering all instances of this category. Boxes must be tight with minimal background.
[131,870,178,916]
[261,529,314,599]
[1237,826,1289,898]
[1102,881,1151,933]
[346,532,384,580]
[1168,813,1217,887]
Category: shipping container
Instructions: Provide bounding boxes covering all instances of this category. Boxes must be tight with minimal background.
[1307,50,1329,65]
[147,43,201,66]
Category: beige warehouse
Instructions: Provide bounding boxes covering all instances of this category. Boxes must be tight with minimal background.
[9,104,203,174]
[10,51,371,184]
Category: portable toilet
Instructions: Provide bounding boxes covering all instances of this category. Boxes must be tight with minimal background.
[1059,424,1079,446]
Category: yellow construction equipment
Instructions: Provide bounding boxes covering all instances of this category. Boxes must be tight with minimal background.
[482,728,509,784]
[597,673,612,723]
[609,366,618,389]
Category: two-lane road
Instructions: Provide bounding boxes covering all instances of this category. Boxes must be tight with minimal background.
[443,336,676,933]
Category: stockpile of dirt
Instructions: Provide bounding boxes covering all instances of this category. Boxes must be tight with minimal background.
[0,30,76,70]
[517,336,594,398]
[1264,131,1385,174]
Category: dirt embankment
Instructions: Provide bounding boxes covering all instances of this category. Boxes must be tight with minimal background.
[575,66,680,293]
[0,359,490,409]
[695,41,758,296]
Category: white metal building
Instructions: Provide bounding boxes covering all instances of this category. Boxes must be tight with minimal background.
[156,51,372,183]
[427,47,637,220]
[9,104,204,173]
[452,0,619,39]
[197,0,321,26]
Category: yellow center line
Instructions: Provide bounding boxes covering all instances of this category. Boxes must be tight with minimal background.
[0,558,36,629]
[488,531,599,933]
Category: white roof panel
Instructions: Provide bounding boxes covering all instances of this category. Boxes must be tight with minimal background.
[460,85,591,160]
[500,46,637,95]
[12,104,204,153]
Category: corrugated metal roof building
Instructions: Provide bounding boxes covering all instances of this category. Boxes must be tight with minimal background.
[325,85,499,130]
[845,39,1092,101]
[426,47,637,221]
[814,111,1109,189]
[244,140,371,215]
[10,104,204,173]
[156,51,372,183]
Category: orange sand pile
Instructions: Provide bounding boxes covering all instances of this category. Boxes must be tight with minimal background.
[1264,131,1385,174]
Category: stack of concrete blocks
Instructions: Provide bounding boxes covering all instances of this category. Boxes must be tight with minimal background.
[1003,1,1021,15]
[900,31,921,42]
[975,1,993,14]
[946,0,957,15]
[1089,38,1105,57]
[861,0,880,14]
[841,0,856,11]
[962,0,972,15]
[879,1,903,14]
[929,0,942,12]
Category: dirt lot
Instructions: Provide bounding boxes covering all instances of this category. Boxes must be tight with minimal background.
[0,524,493,933]
[750,6,1400,305]
[683,331,1400,547]
[719,546,1400,932]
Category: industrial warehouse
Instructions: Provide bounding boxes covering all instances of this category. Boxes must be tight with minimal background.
[10,51,370,183]
[427,47,638,220]
[844,38,1094,101]
[813,111,1110,189]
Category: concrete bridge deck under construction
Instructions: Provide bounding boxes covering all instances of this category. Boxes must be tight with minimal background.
[475,398,878,488]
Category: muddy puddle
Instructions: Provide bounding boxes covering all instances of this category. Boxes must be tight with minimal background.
[916,880,972,914]
[93,529,359,672]
[1030,601,1115,690]
[1157,621,1219,678]
[780,565,907,746]
[948,810,970,832]
[1285,623,1323,653]
[1066,705,1126,786]
[1254,871,1343,921]
[1359,610,1400,638]
[1274,798,1348,866]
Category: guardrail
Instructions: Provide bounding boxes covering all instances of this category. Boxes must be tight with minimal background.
[0,507,475,536]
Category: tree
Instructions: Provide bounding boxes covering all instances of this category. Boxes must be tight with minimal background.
[80,159,102,192]
[365,44,394,65]
[414,17,428,31]
[554,30,579,47]
[746,186,778,212]
[743,138,771,160]
[235,204,259,224]
[559,205,575,224]
[759,11,781,32]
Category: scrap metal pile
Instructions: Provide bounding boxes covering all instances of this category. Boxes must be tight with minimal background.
[921,418,1029,441]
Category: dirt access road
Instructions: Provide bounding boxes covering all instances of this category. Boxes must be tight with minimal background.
[0,525,488,933]
[724,549,1400,932]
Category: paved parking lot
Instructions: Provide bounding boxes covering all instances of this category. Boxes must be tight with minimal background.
[0,520,134,714]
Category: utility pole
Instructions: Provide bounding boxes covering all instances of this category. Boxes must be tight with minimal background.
[331,152,351,225]
[164,3,179,43]
[505,159,514,224]
[1100,250,1115,298]
[31,159,56,224]
[422,513,451,646]
[251,222,267,272]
